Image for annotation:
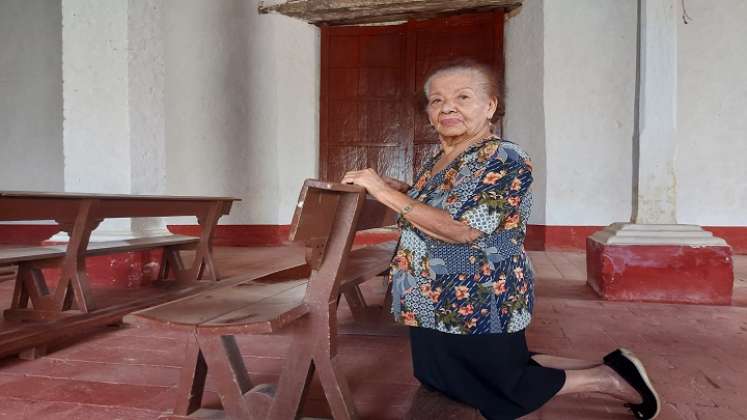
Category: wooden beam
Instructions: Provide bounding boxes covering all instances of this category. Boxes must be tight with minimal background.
[258,0,522,26]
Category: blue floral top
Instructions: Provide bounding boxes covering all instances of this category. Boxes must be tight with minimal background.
[388,136,535,335]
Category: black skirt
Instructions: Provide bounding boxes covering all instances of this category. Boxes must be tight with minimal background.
[409,327,566,420]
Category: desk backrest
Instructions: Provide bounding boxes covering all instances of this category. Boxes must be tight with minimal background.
[289,179,396,245]
[287,179,396,306]
[290,179,396,269]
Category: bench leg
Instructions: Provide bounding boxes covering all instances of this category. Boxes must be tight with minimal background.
[163,247,190,283]
[267,350,314,420]
[172,335,208,416]
[341,285,368,321]
[196,334,255,420]
[4,265,60,321]
[10,266,32,310]
[315,353,357,420]
[54,263,95,313]
[381,279,393,322]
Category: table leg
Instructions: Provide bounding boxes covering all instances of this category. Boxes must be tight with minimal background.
[189,202,222,282]
[53,200,100,313]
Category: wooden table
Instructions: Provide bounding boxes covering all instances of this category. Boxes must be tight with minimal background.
[0,191,238,321]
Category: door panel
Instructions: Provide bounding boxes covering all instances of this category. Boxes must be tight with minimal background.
[320,11,504,184]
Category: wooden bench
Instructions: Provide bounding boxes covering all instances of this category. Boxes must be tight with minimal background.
[0,191,241,359]
[2,235,200,322]
[0,191,238,321]
[128,179,397,420]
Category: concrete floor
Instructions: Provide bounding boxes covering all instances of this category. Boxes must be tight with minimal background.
[0,249,745,420]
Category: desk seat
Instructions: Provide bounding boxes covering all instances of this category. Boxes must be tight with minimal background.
[0,235,199,266]
[129,241,396,336]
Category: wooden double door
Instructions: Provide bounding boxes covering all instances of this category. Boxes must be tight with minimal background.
[320,11,505,184]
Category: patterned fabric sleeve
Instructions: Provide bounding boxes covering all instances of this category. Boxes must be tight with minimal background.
[446,143,533,235]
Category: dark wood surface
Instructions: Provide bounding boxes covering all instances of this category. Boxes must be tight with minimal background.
[130,179,397,420]
[0,235,199,264]
[0,190,237,201]
[319,11,505,184]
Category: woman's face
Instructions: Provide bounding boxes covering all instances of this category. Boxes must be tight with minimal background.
[426,71,497,143]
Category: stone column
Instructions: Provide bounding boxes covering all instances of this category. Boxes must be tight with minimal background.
[59,0,168,240]
[128,0,168,236]
[632,0,677,225]
[586,0,733,304]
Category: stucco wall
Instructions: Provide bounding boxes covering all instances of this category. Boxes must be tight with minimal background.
[504,0,637,226]
[542,0,637,226]
[3,0,745,231]
[62,0,131,195]
[164,0,319,225]
[0,0,63,191]
[675,0,747,226]
[503,0,546,224]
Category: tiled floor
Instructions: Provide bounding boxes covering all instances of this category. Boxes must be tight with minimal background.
[0,249,746,420]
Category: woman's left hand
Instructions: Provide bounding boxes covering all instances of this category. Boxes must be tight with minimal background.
[341,168,390,197]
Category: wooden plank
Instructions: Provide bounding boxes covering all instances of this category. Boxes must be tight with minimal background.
[203,282,308,325]
[0,245,66,264]
[85,235,198,255]
[0,190,238,201]
[339,241,396,287]
[259,0,521,25]
[354,198,397,232]
[129,279,308,328]
[0,235,198,264]
[0,196,236,222]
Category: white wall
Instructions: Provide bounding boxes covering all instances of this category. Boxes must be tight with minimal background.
[676,0,747,226]
[504,0,546,224]
[504,0,637,226]
[164,0,319,225]
[63,0,131,195]
[542,0,637,225]
[0,0,63,191]
[4,0,745,230]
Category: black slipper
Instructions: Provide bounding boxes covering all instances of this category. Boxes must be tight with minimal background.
[603,348,660,419]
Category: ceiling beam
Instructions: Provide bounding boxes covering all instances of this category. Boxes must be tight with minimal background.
[258,0,522,26]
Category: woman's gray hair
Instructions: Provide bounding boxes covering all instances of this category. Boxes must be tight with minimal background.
[422,58,503,121]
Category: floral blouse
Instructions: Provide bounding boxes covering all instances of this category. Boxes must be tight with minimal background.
[388,136,535,335]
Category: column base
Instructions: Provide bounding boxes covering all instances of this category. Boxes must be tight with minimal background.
[586,223,734,305]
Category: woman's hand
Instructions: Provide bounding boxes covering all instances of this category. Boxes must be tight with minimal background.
[341,168,390,197]
[342,168,481,244]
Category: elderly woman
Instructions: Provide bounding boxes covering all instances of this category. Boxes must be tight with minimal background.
[342,60,659,420]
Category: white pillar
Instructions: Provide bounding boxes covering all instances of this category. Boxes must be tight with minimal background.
[591,0,724,246]
[128,0,168,236]
[59,0,167,240]
[632,0,677,224]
